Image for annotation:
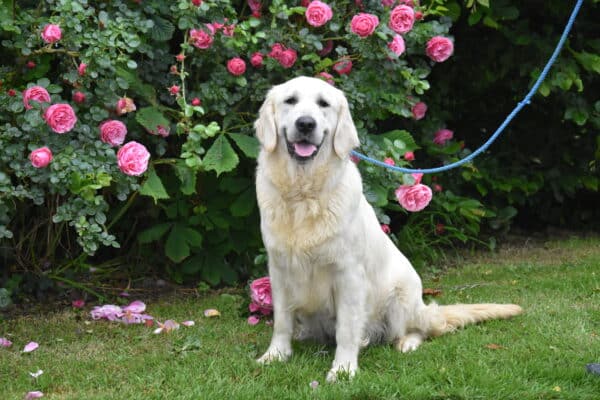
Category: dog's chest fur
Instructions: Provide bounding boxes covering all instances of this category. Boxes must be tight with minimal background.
[257,156,352,252]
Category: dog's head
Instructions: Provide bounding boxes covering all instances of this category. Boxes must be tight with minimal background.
[255,76,359,163]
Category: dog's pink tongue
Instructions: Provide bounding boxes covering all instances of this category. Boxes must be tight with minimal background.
[294,142,317,157]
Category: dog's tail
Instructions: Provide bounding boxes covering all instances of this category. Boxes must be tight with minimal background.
[424,303,523,337]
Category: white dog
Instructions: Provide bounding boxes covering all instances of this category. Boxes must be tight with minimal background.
[254,76,522,382]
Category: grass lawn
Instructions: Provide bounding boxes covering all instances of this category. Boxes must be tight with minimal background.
[1,236,599,399]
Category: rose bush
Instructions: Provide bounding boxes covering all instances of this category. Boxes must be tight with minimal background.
[4,0,592,296]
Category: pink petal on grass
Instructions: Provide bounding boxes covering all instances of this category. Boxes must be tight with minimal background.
[23,342,39,353]
[0,337,12,347]
[24,391,44,399]
[310,380,319,389]
[247,315,260,325]
[122,300,146,314]
[203,309,221,318]
[153,320,180,334]
[181,320,195,327]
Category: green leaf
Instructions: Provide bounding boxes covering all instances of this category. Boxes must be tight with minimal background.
[138,223,172,244]
[229,187,256,217]
[573,51,600,74]
[203,135,239,176]
[136,107,170,134]
[165,223,190,263]
[227,132,259,158]
[172,160,197,195]
[151,16,175,41]
[380,130,419,151]
[183,227,203,247]
[140,167,170,203]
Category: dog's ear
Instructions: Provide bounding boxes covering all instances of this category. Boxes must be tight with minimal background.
[333,95,360,159]
[255,92,278,153]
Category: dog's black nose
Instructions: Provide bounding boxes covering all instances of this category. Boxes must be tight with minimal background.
[295,116,316,134]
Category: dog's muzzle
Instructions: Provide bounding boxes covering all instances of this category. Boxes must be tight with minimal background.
[286,116,321,162]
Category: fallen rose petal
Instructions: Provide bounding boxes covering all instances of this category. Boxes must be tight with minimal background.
[203,309,221,318]
[0,337,12,347]
[181,320,195,327]
[119,291,130,297]
[153,327,163,335]
[162,320,180,332]
[122,300,146,314]
[310,380,319,389]
[247,315,260,325]
[24,391,44,399]
[29,370,44,378]
[23,342,39,353]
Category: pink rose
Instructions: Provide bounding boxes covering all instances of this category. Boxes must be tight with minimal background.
[223,24,235,36]
[72,91,86,104]
[100,120,127,147]
[249,276,272,315]
[433,183,443,192]
[191,97,201,106]
[248,0,261,16]
[227,57,246,75]
[116,97,136,115]
[41,24,62,43]
[44,103,77,133]
[169,85,180,95]
[384,157,395,166]
[350,13,379,37]
[411,101,427,120]
[389,5,415,34]
[117,141,150,176]
[29,147,53,168]
[333,58,353,75]
[381,0,395,7]
[404,151,415,161]
[190,26,214,49]
[278,49,297,68]
[268,43,285,59]
[305,1,333,27]
[395,182,432,212]
[381,224,391,234]
[433,128,453,145]
[78,62,87,76]
[426,36,454,62]
[175,53,185,62]
[192,0,202,6]
[22,86,51,110]
[388,34,406,56]
[317,71,335,85]
[0,337,12,347]
[250,52,263,67]
[26,61,36,69]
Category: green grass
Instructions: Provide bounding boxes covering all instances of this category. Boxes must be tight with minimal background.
[2,236,599,399]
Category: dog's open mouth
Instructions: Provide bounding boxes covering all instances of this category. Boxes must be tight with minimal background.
[286,139,320,161]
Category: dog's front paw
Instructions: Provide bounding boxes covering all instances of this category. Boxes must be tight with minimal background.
[326,362,357,383]
[396,333,423,353]
[257,347,292,364]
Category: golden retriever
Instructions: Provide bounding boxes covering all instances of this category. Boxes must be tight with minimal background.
[254,76,522,382]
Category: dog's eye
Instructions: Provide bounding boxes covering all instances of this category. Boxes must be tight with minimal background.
[317,98,330,108]
[284,96,298,105]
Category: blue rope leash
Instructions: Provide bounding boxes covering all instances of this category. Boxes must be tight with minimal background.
[351,0,584,174]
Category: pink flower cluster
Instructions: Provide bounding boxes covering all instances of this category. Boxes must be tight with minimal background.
[268,43,297,68]
[395,173,433,212]
[248,276,273,325]
[90,300,154,324]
